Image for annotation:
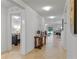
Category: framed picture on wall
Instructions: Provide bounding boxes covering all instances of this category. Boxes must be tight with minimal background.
[70,0,77,34]
[74,0,77,34]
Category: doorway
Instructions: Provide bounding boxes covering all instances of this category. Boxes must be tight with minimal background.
[11,13,22,51]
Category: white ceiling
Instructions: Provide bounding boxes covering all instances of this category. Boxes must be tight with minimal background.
[22,0,66,18]
[1,0,22,9]
[22,0,66,29]
[1,0,15,8]
[1,0,66,20]
[2,0,66,30]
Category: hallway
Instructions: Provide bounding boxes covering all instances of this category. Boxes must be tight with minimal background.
[1,35,66,59]
[1,0,77,59]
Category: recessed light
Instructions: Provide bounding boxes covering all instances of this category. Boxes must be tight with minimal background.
[13,25,18,29]
[42,6,52,11]
[45,24,48,26]
[12,16,20,19]
[61,26,62,29]
[48,16,56,19]
[13,25,20,29]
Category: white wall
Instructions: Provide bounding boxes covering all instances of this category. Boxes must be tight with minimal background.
[1,6,8,53]
[24,6,42,54]
[61,0,77,59]
[1,2,24,53]
[10,0,43,55]
[12,0,43,54]
[66,20,77,59]
[61,13,67,48]
[1,0,43,55]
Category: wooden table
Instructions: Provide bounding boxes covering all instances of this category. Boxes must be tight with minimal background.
[34,36,43,49]
[34,35,46,49]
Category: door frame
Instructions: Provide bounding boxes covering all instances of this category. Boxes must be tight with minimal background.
[7,7,25,54]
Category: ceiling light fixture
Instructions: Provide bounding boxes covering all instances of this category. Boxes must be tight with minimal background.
[13,25,20,29]
[42,6,52,11]
[12,16,20,19]
[48,16,56,19]
[45,24,48,26]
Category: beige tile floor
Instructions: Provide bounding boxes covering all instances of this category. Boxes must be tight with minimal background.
[1,35,67,59]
